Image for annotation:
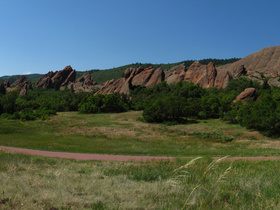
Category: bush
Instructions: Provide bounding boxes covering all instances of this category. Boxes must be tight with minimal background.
[143,94,188,123]
[78,94,129,114]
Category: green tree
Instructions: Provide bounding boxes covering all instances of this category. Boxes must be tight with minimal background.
[0,83,6,95]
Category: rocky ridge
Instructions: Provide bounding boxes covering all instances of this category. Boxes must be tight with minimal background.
[4,45,280,96]
[220,45,280,86]
[96,45,280,94]
[95,66,164,95]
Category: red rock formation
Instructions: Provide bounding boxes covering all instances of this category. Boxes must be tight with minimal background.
[35,71,55,88]
[4,80,10,88]
[76,72,97,86]
[6,76,28,95]
[145,68,164,88]
[19,82,28,96]
[35,65,76,89]
[95,66,164,95]
[52,65,76,86]
[11,76,27,87]
[233,88,256,103]
[68,72,98,93]
[221,45,280,86]
[165,64,186,84]
[214,69,232,88]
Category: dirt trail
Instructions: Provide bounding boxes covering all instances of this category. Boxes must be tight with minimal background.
[0,146,173,161]
[1,146,280,161]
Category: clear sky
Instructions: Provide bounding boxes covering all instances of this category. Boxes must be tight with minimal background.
[0,0,280,77]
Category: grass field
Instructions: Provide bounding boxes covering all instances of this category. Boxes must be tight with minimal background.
[0,111,279,157]
[1,111,280,209]
[1,152,280,209]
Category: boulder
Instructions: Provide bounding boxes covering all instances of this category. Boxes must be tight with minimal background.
[233,88,257,103]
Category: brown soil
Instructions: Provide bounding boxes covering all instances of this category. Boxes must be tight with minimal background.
[1,146,280,161]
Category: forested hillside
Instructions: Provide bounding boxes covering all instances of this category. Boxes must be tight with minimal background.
[0,74,43,84]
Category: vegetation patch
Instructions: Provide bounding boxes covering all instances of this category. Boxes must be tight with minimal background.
[1,152,280,209]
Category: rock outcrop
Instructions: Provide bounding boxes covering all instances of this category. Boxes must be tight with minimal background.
[63,72,98,92]
[95,61,233,95]
[95,67,164,95]
[35,65,76,89]
[6,76,29,95]
[233,88,257,103]
[164,61,231,88]
[221,45,280,85]
[0,80,10,88]
[165,63,186,84]
[11,76,27,88]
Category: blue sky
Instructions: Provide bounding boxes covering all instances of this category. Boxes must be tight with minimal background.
[0,0,280,77]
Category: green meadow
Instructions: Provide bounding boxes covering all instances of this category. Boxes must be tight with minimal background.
[0,111,279,157]
[1,111,280,209]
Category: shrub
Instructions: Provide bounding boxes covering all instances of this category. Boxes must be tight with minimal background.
[78,94,129,114]
[143,94,188,123]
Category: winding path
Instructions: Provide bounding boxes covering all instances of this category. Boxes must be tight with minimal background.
[1,146,280,161]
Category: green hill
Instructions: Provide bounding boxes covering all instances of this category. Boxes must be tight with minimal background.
[0,74,43,84]
[0,58,240,85]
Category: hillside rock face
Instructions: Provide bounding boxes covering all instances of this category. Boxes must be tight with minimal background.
[165,62,231,88]
[95,67,164,95]
[165,63,186,84]
[221,45,280,85]
[233,88,257,103]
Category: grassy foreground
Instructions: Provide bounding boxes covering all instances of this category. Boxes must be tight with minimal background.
[1,111,280,209]
[1,152,280,209]
[0,111,280,157]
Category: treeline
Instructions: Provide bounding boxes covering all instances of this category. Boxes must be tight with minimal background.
[130,77,280,137]
[1,75,280,137]
[0,87,130,121]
